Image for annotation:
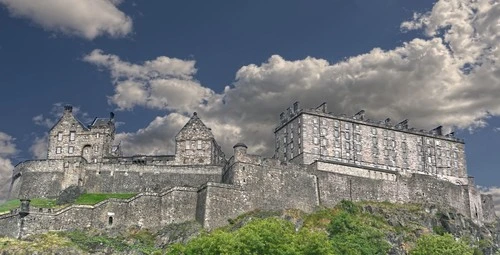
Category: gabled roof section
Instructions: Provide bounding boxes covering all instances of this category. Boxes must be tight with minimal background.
[49,105,89,133]
[175,112,214,141]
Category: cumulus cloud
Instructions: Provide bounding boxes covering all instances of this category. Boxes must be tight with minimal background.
[83,49,213,112]
[0,132,17,203]
[84,0,499,158]
[0,0,132,40]
[481,186,500,216]
[30,134,48,160]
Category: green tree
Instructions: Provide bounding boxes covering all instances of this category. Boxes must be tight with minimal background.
[410,234,474,255]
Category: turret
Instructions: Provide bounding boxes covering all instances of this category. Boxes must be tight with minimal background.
[233,143,248,162]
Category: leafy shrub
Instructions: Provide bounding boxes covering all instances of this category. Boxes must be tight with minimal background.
[410,233,474,255]
[327,211,390,255]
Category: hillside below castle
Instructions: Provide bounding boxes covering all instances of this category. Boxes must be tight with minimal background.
[0,102,497,238]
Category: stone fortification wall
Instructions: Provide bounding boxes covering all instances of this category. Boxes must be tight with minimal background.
[481,194,497,223]
[11,159,223,198]
[0,188,199,238]
[312,161,473,219]
[83,164,222,193]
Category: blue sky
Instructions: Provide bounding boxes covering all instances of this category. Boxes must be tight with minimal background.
[0,0,499,207]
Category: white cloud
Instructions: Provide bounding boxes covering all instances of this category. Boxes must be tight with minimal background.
[83,49,212,111]
[30,134,48,160]
[480,186,500,216]
[0,0,132,40]
[84,0,499,159]
[0,132,17,203]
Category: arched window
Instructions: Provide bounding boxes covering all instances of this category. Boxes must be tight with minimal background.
[108,216,113,225]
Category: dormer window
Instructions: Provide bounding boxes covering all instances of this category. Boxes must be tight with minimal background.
[70,131,76,141]
[57,132,63,141]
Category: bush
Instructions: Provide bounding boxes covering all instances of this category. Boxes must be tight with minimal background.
[327,212,390,255]
[166,217,334,255]
[410,234,474,255]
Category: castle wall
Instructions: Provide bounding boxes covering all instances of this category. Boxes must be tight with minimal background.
[312,161,471,217]
[481,194,497,223]
[161,188,198,225]
[18,172,64,198]
[197,183,251,230]
[0,189,204,238]
[83,165,222,193]
[0,214,19,238]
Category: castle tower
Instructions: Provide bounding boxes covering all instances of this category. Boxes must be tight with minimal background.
[174,112,225,165]
[47,105,116,163]
[48,105,90,160]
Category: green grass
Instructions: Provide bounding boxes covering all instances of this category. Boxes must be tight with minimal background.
[0,198,58,214]
[0,199,21,213]
[74,193,137,205]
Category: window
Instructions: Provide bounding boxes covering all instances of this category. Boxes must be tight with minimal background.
[69,131,76,141]
[344,123,350,129]
[197,140,202,150]
[321,139,327,146]
[334,121,339,127]
[321,119,326,125]
[290,123,294,129]
[372,137,378,145]
[345,142,350,150]
[290,132,294,139]
[355,134,361,142]
[313,137,319,145]
[298,128,301,134]
[356,144,362,151]
[284,136,287,143]
[96,133,100,138]
[313,126,318,134]
[313,118,318,124]
[335,140,341,148]
[56,147,61,154]
[68,146,74,154]
[371,128,377,135]
[290,152,294,158]
[186,142,191,150]
[321,128,327,136]
[345,132,350,140]
[94,146,99,152]
[334,130,339,138]
[291,143,294,149]
[298,137,301,144]
[313,147,319,154]
[335,150,340,158]
[57,132,63,141]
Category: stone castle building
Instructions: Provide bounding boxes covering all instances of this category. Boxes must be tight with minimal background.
[0,102,496,238]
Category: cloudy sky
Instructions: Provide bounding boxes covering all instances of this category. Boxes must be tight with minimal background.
[0,0,498,212]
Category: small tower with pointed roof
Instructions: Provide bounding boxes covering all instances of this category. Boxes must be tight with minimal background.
[174,112,226,165]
